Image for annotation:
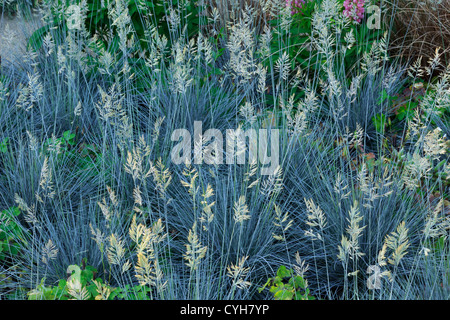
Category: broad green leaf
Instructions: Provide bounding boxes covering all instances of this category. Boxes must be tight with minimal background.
[276,265,292,278]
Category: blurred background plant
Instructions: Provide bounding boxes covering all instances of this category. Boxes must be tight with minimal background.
[0,0,37,17]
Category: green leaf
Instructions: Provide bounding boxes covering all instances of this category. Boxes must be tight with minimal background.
[272,276,284,287]
[63,131,76,145]
[435,160,446,170]
[86,283,98,299]
[276,265,292,279]
[11,207,20,217]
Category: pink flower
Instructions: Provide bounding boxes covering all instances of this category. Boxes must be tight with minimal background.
[286,0,306,15]
[343,0,366,23]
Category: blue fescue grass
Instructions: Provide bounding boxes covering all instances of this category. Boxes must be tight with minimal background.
[0,0,448,300]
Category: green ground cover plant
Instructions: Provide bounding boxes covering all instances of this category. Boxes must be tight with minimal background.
[0,0,36,17]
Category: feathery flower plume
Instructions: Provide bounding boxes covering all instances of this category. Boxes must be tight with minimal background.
[338,201,365,262]
[260,166,283,196]
[345,200,366,260]
[106,234,125,266]
[334,173,351,200]
[286,0,306,15]
[424,128,447,160]
[304,198,327,230]
[423,199,448,240]
[152,158,172,200]
[0,79,9,102]
[181,164,199,199]
[402,152,432,190]
[74,101,82,117]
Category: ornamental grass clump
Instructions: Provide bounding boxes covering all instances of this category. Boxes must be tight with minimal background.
[0,0,449,300]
